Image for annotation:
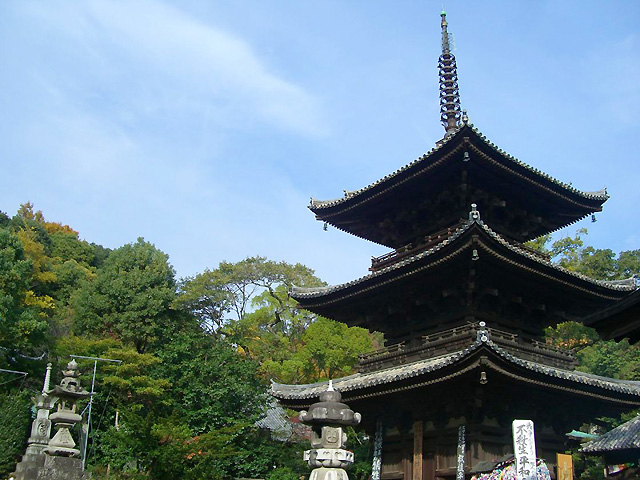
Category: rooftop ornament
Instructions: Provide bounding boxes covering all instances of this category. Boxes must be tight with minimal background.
[299,381,362,480]
[439,10,462,137]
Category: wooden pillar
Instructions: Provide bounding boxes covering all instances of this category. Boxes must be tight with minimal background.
[413,420,423,480]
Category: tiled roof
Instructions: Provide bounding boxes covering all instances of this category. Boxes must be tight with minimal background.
[581,415,640,453]
[271,334,640,402]
[255,403,293,441]
[309,121,608,212]
[291,216,636,302]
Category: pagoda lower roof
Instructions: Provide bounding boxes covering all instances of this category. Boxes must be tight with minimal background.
[291,213,635,333]
[309,121,608,247]
[271,328,640,409]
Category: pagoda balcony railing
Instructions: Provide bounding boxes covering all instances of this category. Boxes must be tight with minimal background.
[370,222,466,272]
[358,323,575,373]
[369,223,551,272]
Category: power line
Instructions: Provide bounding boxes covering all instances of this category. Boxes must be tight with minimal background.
[70,355,122,469]
[0,368,28,387]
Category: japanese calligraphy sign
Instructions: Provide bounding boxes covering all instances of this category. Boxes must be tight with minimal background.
[371,419,383,480]
[512,420,536,480]
[456,425,466,480]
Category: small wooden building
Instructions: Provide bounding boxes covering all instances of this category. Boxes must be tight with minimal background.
[273,12,640,480]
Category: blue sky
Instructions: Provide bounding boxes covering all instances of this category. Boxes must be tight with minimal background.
[1,1,638,286]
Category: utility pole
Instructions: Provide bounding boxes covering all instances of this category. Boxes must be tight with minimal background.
[70,355,122,469]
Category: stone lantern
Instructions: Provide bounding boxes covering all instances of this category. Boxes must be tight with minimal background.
[45,360,91,458]
[299,382,361,480]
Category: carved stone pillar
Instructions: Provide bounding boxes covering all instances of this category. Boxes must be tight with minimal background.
[28,364,56,455]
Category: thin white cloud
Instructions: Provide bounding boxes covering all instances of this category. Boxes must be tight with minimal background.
[1,0,327,225]
[16,0,325,136]
[87,0,325,135]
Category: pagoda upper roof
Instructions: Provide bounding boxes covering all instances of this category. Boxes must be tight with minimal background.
[291,211,635,337]
[271,326,640,408]
[309,121,608,247]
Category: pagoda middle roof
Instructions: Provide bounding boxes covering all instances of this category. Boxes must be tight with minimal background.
[271,329,640,407]
[292,212,635,310]
[310,121,608,247]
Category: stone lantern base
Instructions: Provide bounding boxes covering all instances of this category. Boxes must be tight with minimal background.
[309,467,349,480]
[35,456,91,480]
[11,451,47,480]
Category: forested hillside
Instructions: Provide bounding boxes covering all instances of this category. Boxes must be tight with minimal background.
[0,203,378,480]
[0,204,638,480]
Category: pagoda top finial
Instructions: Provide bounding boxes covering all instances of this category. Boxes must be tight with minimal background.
[440,10,450,54]
[438,10,462,137]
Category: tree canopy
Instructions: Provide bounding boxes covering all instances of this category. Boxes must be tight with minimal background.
[71,237,180,353]
[526,228,640,280]
[0,204,379,480]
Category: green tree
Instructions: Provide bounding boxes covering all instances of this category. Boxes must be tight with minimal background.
[72,238,179,353]
[263,317,381,383]
[154,331,267,433]
[544,321,600,350]
[0,389,31,479]
[178,256,384,383]
[537,229,640,381]
[527,228,640,280]
[84,331,304,480]
[617,250,640,278]
[176,256,325,335]
[0,228,49,360]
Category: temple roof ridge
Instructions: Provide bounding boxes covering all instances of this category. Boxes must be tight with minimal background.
[308,123,608,215]
[291,211,634,299]
[271,332,640,402]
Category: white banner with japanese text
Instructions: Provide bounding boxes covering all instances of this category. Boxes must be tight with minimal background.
[512,420,536,480]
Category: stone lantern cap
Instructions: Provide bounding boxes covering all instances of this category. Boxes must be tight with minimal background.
[48,360,91,400]
[299,384,361,427]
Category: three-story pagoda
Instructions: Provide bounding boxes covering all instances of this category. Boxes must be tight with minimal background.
[272,12,640,480]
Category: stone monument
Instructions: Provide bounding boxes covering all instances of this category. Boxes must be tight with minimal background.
[12,364,56,480]
[299,382,361,480]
